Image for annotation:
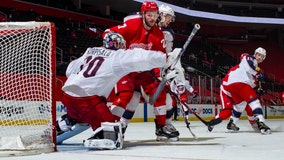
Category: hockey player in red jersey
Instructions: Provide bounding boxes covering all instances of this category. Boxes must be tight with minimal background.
[215,53,258,132]
[103,1,179,139]
[208,47,271,134]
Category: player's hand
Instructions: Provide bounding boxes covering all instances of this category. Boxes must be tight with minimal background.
[164,48,181,69]
[256,67,264,81]
[257,73,264,82]
[256,88,265,96]
[192,91,198,98]
[161,68,178,80]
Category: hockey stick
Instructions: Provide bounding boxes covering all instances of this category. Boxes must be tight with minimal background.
[146,71,209,127]
[57,123,90,144]
[258,81,262,90]
[149,24,200,105]
[169,88,209,126]
[177,102,197,139]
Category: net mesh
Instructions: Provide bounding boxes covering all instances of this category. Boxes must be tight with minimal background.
[0,21,55,156]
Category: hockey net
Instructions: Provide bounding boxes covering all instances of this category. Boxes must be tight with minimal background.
[0,21,56,156]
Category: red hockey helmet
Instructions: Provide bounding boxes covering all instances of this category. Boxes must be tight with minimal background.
[140,1,159,13]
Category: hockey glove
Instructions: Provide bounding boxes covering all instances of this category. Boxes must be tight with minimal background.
[164,48,182,69]
[256,67,264,82]
[161,67,178,81]
[257,73,264,82]
[256,88,265,96]
[192,91,198,98]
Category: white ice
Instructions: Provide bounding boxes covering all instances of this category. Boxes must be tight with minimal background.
[4,119,284,160]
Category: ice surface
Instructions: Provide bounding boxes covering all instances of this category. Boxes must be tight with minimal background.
[4,119,284,160]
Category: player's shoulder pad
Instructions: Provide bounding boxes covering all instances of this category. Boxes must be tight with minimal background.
[241,54,258,75]
[162,27,175,36]
[245,54,257,69]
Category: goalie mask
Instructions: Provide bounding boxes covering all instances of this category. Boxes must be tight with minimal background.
[103,32,126,50]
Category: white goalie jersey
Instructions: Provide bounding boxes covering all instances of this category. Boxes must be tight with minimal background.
[62,47,167,98]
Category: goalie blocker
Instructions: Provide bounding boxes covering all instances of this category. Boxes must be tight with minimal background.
[83,122,124,150]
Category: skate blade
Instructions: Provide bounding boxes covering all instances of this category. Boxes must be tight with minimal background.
[156,136,179,142]
[260,129,271,135]
[225,130,239,133]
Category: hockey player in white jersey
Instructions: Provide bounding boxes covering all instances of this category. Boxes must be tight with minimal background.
[56,32,181,149]
[158,4,175,53]
[207,47,271,134]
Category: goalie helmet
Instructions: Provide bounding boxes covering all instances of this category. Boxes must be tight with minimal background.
[159,4,175,22]
[103,32,126,50]
[254,47,266,60]
[140,1,159,13]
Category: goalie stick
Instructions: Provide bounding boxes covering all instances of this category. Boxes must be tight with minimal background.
[149,24,200,105]
[57,123,90,144]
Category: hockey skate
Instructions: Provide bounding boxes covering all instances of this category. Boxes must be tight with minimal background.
[154,119,179,141]
[255,118,271,135]
[226,118,240,132]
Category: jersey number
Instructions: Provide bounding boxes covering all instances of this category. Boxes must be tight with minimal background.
[83,56,105,77]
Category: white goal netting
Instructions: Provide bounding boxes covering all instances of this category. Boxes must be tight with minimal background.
[0,21,56,156]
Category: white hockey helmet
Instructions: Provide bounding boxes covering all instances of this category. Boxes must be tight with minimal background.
[103,32,126,50]
[159,4,175,22]
[254,47,266,60]
[176,81,186,94]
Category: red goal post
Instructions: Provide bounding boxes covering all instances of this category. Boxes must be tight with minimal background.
[0,21,56,156]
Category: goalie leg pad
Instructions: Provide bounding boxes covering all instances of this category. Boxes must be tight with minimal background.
[84,122,124,150]
[84,139,116,150]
